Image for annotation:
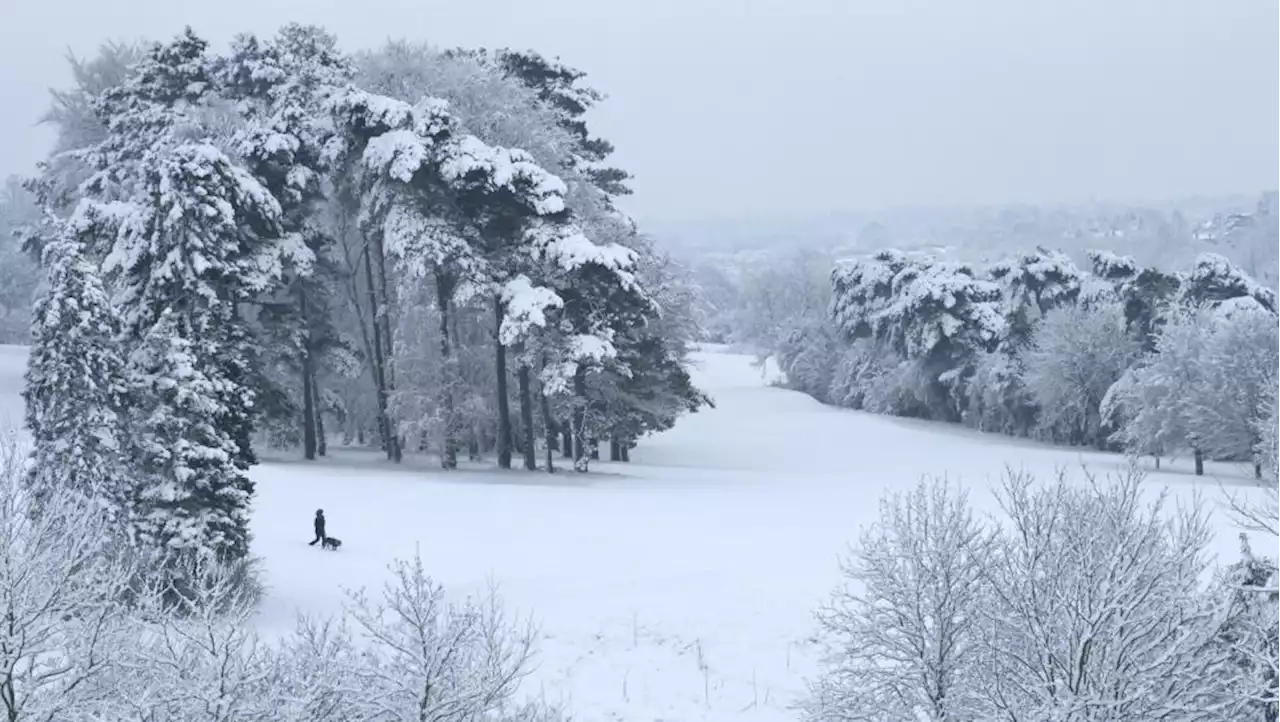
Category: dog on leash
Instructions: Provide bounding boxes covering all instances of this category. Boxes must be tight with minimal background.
[321,536,342,551]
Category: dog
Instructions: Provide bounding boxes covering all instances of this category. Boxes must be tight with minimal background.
[321,536,342,551]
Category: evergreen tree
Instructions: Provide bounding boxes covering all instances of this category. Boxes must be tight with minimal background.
[1215,534,1279,722]
[126,310,254,560]
[327,86,608,468]
[987,247,1082,350]
[102,134,285,560]
[1087,250,1181,351]
[831,252,1003,420]
[490,49,632,197]
[216,24,353,459]
[22,206,128,510]
[1179,252,1278,314]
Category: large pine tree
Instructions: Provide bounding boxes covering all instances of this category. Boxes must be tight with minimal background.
[216,24,353,460]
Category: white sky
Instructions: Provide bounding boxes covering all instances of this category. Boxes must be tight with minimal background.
[0,0,1276,223]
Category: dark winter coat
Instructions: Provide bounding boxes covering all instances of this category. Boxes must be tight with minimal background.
[314,511,326,538]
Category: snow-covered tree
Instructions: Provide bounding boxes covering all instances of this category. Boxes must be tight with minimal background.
[1103,306,1211,469]
[803,477,993,722]
[342,553,539,721]
[110,553,273,722]
[1087,249,1181,351]
[125,311,256,563]
[1022,301,1140,447]
[987,247,1083,350]
[22,207,128,508]
[216,24,354,461]
[831,251,1004,420]
[962,349,1036,436]
[1211,534,1278,722]
[1180,252,1278,314]
[978,467,1237,721]
[1184,302,1279,469]
[736,247,832,352]
[776,321,844,407]
[0,433,138,722]
[28,40,144,223]
[0,177,39,343]
[487,48,633,198]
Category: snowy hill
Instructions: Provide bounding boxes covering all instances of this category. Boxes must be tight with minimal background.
[0,343,1265,721]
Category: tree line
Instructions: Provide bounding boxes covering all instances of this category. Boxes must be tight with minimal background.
[772,247,1278,477]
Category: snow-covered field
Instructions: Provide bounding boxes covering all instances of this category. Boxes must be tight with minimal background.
[0,343,1267,721]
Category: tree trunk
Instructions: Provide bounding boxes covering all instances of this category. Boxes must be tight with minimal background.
[539,389,556,474]
[468,425,481,462]
[609,438,621,462]
[300,331,317,461]
[518,365,537,471]
[315,388,327,457]
[362,243,400,463]
[572,366,589,473]
[299,288,319,460]
[620,444,630,462]
[562,425,573,459]
[436,275,458,470]
[1194,448,1204,476]
[494,299,513,469]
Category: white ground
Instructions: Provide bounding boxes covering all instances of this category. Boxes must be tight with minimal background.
[0,343,1270,721]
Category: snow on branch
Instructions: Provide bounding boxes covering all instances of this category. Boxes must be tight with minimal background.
[499,274,563,345]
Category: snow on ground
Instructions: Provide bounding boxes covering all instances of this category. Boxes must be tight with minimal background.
[0,343,1270,721]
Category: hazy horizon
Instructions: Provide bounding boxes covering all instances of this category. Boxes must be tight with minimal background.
[2,0,1276,224]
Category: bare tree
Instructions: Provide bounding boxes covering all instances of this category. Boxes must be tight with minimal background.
[802,477,994,722]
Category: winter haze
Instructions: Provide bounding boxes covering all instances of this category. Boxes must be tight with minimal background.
[1,0,1277,223]
[0,3,1277,722]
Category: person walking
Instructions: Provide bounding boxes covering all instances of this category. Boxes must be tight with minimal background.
[309,509,326,546]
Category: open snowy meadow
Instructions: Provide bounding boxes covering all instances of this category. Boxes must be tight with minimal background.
[0,342,1268,721]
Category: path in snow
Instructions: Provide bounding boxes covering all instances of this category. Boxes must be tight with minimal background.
[0,344,1266,721]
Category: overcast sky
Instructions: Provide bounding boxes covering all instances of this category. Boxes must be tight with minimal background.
[0,0,1276,222]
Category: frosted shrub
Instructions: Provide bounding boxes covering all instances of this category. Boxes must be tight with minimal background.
[1211,535,1278,722]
